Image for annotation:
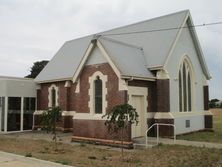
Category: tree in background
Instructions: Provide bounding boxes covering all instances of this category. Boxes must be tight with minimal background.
[103,104,138,160]
[41,106,62,151]
[25,60,49,78]
[209,99,220,108]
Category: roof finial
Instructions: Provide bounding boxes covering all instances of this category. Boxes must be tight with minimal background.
[91,34,102,43]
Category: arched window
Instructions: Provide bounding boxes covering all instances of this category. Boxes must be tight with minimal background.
[179,59,193,112]
[88,71,107,115]
[51,87,56,107]
[94,76,102,114]
[48,84,59,107]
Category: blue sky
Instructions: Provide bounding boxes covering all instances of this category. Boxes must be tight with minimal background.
[0,0,222,99]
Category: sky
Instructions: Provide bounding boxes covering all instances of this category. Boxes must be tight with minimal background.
[0,0,222,99]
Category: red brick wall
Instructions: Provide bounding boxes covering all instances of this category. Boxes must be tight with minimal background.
[36,89,41,110]
[203,86,209,110]
[37,63,126,113]
[37,82,71,111]
[128,80,157,113]
[204,115,213,129]
[73,119,131,142]
[156,79,170,112]
[70,63,128,141]
[37,64,159,114]
[154,118,174,136]
[33,115,73,132]
[69,63,127,113]
[37,63,126,111]
[37,83,50,110]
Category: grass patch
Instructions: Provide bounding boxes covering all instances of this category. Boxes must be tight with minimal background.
[25,152,32,157]
[0,136,222,167]
[56,159,70,165]
[178,109,222,143]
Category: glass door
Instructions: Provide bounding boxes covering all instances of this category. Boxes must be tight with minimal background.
[7,97,21,131]
[23,97,36,130]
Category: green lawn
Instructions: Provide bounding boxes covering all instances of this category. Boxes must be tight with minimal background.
[178,109,222,143]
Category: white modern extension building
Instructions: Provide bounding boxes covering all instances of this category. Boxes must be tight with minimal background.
[0,76,36,132]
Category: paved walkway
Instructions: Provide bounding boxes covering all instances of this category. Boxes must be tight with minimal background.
[0,151,73,167]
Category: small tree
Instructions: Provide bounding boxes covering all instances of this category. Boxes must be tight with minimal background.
[103,104,138,159]
[41,106,62,151]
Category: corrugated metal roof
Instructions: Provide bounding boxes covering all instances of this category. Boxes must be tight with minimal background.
[35,10,203,83]
[35,35,93,82]
[99,10,188,68]
[99,37,154,78]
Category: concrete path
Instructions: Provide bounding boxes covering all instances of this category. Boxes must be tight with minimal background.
[3,131,222,149]
[0,151,73,167]
[134,137,222,149]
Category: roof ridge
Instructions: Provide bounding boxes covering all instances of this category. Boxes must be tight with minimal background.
[98,10,189,35]
[66,34,94,43]
[65,10,189,43]
[98,36,143,50]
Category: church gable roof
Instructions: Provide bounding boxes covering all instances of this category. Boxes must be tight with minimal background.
[35,10,210,83]
[98,37,155,79]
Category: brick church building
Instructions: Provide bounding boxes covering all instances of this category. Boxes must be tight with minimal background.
[34,10,212,146]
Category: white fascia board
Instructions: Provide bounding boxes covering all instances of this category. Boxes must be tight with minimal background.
[35,77,72,84]
[163,11,189,69]
[148,66,163,71]
[72,42,95,83]
[96,40,122,78]
[186,15,211,80]
[121,75,156,81]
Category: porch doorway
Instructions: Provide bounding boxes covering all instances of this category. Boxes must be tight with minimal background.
[128,86,148,139]
[131,95,146,138]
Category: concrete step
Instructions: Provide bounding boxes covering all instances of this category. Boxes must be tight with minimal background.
[133,143,157,149]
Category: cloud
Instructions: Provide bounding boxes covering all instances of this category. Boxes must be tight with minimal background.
[0,0,222,99]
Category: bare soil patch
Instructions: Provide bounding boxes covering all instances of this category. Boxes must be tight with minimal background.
[0,135,222,167]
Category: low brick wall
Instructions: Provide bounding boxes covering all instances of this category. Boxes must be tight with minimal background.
[154,118,175,137]
[33,114,73,132]
[72,119,132,146]
[204,115,213,129]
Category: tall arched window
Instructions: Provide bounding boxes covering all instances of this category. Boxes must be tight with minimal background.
[51,87,56,107]
[179,59,193,112]
[94,76,102,114]
[88,71,107,115]
[48,84,59,107]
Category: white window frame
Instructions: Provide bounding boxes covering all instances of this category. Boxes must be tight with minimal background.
[48,84,59,107]
[178,57,195,112]
[88,71,107,116]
